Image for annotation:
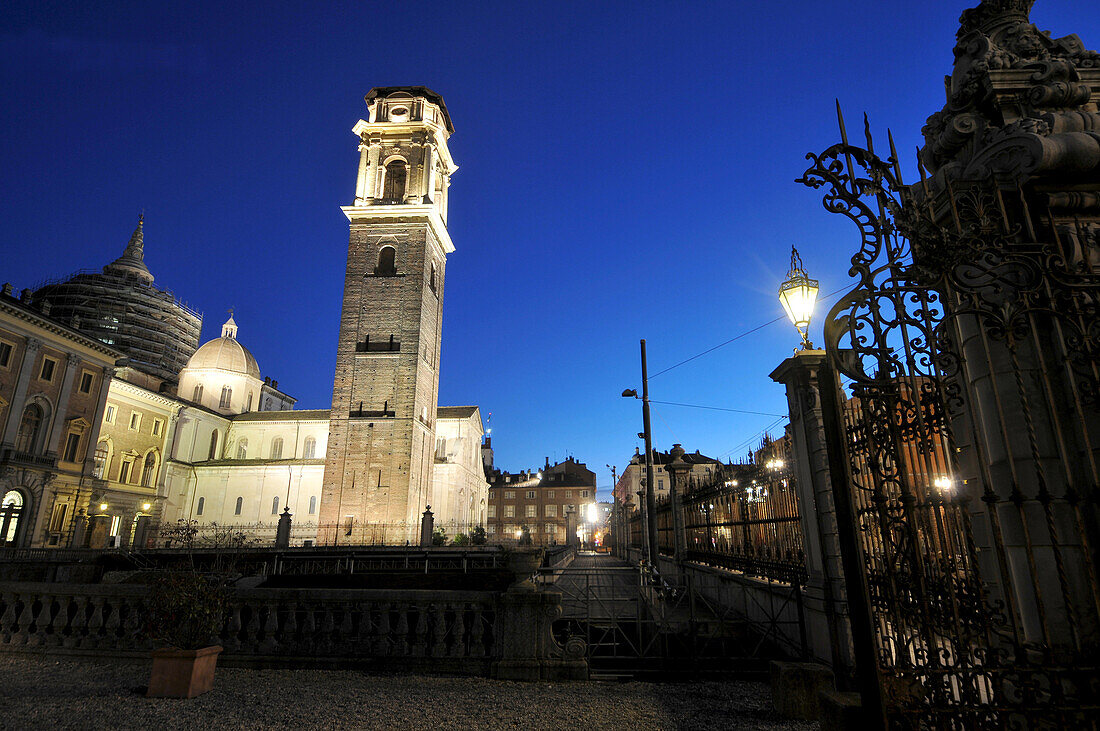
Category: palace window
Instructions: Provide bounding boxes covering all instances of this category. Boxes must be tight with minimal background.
[234,497,243,516]
[382,160,406,201]
[303,437,317,459]
[39,357,56,382]
[504,505,515,518]
[196,497,205,516]
[63,432,81,463]
[93,441,109,478]
[504,490,515,500]
[104,404,117,424]
[545,504,556,517]
[49,502,68,533]
[488,505,496,518]
[270,437,283,460]
[525,505,537,518]
[375,245,397,276]
[142,452,157,487]
[151,418,163,437]
[15,404,43,453]
[119,457,135,484]
[129,412,141,431]
[547,490,554,498]
[79,371,94,394]
[526,490,536,499]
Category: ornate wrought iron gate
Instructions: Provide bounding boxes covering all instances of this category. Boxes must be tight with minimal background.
[798,100,1099,727]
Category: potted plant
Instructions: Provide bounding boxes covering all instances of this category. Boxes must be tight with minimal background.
[145,570,228,698]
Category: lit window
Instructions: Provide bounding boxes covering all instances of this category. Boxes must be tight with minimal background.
[525,505,536,518]
[545,505,556,517]
[488,505,496,518]
[504,505,515,518]
[504,491,515,500]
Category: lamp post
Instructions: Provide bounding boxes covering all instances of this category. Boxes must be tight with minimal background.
[623,339,659,570]
[778,246,820,349]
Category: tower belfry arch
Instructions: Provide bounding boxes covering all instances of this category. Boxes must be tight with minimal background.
[320,86,459,543]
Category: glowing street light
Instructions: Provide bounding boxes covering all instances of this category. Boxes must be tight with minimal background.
[934,477,952,491]
[778,246,819,349]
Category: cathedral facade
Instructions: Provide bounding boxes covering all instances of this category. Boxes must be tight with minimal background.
[1,87,488,549]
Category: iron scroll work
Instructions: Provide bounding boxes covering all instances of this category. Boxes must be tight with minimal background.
[798,114,1099,728]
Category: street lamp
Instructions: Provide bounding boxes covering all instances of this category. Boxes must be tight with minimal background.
[778,246,819,349]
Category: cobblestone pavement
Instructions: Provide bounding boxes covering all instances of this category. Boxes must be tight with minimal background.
[0,654,815,731]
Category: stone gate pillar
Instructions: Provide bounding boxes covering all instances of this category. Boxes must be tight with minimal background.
[770,350,855,674]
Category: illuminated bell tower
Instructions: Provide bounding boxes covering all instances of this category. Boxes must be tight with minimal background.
[320,87,458,541]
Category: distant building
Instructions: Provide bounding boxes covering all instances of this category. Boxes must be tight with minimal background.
[614,447,722,511]
[487,457,597,545]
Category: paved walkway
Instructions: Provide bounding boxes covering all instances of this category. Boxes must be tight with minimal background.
[0,654,815,730]
[549,552,643,621]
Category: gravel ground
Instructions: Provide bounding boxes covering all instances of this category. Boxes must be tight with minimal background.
[0,654,816,731]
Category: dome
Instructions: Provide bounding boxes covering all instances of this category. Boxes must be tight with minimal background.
[184,315,261,379]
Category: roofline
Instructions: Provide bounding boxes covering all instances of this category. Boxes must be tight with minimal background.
[364,86,453,133]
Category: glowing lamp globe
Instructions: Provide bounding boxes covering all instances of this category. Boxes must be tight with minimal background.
[778,246,819,348]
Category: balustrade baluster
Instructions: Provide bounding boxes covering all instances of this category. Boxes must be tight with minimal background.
[259,602,280,654]
[393,604,409,655]
[318,605,335,655]
[47,595,68,647]
[67,596,88,649]
[0,592,16,644]
[376,602,392,656]
[104,597,122,648]
[300,604,317,655]
[449,602,465,657]
[86,597,105,649]
[355,601,373,653]
[122,598,143,649]
[11,595,32,646]
[240,602,260,653]
[281,601,298,654]
[224,602,243,652]
[430,603,446,657]
[337,604,353,654]
[412,603,428,656]
[468,605,485,657]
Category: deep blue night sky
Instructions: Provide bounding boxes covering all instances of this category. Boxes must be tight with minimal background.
[2,1,1096,498]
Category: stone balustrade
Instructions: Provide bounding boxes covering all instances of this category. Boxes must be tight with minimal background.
[0,582,587,680]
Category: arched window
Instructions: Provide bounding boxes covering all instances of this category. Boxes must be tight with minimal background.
[382,160,406,201]
[15,403,43,453]
[141,452,157,487]
[234,496,243,516]
[270,437,283,460]
[192,384,203,403]
[219,386,232,409]
[93,441,109,478]
[208,430,220,460]
[376,245,397,276]
[309,495,317,515]
[196,496,205,516]
[2,490,25,544]
[303,437,317,459]
[236,439,248,459]
[429,261,437,293]
[272,496,279,515]
[245,392,253,412]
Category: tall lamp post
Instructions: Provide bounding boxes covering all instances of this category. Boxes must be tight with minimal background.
[623,339,659,569]
[778,246,820,349]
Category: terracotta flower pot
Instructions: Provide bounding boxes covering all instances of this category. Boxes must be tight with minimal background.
[147,645,223,698]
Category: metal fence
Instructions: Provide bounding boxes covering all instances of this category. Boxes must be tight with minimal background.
[629,435,806,585]
[142,520,490,549]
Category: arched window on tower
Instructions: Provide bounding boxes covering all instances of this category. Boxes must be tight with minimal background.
[376,246,397,276]
[272,496,279,515]
[382,160,406,201]
[15,403,43,454]
[429,261,437,293]
[208,430,220,460]
[234,496,243,516]
[270,437,283,460]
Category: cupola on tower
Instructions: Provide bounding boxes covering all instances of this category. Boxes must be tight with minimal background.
[320,87,459,541]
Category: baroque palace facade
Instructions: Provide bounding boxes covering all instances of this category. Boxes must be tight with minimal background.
[0,87,489,549]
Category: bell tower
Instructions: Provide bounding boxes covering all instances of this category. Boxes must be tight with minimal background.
[320,87,458,542]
